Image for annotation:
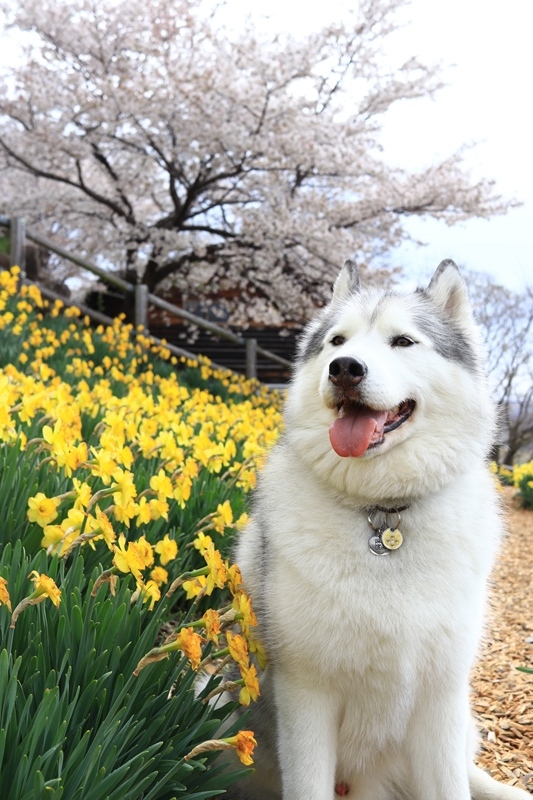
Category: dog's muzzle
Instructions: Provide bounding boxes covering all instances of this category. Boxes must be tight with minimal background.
[328,356,367,390]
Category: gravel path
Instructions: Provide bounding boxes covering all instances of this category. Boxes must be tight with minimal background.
[473,486,533,793]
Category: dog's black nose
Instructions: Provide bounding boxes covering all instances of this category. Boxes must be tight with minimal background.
[328,356,367,386]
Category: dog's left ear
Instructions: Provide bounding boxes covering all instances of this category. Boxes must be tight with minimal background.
[331,259,360,302]
[427,260,473,325]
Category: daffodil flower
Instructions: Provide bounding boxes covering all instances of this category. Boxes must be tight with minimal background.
[133,626,204,674]
[10,571,62,628]
[211,500,233,534]
[112,534,145,581]
[232,591,258,639]
[0,576,12,611]
[184,730,257,766]
[149,469,174,501]
[238,663,260,706]
[154,534,178,566]
[27,492,60,527]
[149,566,168,586]
[202,608,221,645]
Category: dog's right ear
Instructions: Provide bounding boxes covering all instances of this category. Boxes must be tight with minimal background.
[331,259,360,302]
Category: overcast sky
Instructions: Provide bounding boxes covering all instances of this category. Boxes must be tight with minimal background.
[225,0,533,292]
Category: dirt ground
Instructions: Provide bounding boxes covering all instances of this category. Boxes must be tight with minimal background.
[472,486,533,792]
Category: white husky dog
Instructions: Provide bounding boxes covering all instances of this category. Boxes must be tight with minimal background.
[232,260,530,800]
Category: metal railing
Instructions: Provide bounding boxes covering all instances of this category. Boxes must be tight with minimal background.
[0,215,292,380]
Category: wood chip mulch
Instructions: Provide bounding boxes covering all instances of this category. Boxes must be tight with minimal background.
[472,486,533,793]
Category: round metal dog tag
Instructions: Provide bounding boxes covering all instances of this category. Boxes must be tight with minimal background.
[368,534,390,556]
[382,528,403,550]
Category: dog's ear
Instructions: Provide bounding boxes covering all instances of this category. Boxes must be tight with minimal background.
[427,260,473,325]
[331,259,360,302]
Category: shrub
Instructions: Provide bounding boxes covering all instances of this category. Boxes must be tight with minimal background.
[512,461,533,508]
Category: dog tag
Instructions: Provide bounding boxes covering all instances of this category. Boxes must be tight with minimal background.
[382,528,403,550]
[368,534,390,556]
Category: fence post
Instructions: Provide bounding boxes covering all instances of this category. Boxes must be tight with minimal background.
[245,337,257,380]
[134,283,149,331]
[10,217,26,280]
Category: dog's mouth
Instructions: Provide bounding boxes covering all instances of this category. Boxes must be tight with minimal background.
[329,399,416,458]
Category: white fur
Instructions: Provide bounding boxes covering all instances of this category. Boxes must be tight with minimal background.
[235,263,530,800]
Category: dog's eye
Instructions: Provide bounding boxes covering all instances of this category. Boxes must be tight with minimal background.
[391,335,416,348]
[330,335,346,347]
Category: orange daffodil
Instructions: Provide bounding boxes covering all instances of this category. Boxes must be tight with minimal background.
[134,626,204,675]
[185,729,257,766]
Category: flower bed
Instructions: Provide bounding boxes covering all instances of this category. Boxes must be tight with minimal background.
[0,267,283,799]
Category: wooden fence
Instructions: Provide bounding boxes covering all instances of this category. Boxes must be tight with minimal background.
[0,215,292,380]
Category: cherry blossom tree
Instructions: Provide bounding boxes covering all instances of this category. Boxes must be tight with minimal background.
[0,0,512,324]
[467,271,533,463]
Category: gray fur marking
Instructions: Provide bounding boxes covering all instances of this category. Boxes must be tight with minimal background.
[298,268,477,371]
[428,258,459,289]
[415,292,478,372]
[297,309,339,363]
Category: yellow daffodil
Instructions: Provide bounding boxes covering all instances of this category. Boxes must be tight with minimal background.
[72,478,93,510]
[89,448,117,484]
[202,543,227,594]
[173,627,204,670]
[173,474,192,508]
[112,499,137,525]
[41,524,68,555]
[135,496,152,525]
[91,508,115,548]
[149,566,168,586]
[238,663,260,706]
[211,500,233,534]
[112,534,145,581]
[182,575,208,599]
[226,631,249,670]
[28,571,62,607]
[149,469,174,501]
[27,492,61,527]
[235,512,249,530]
[192,532,213,552]
[202,608,221,645]
[148,497,169,520]
[232,592,258,639]
[248,630,268,670]
[154,534,178,566]
[135,535,155,569]
[136,579,161,611]
[0,576,12,611]
[226,563,243,596]
[111,468,137,506]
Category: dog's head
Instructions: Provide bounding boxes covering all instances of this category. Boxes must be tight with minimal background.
[285,260,495,501]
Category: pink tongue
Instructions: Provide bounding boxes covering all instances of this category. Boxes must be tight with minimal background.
[329,408,388,457]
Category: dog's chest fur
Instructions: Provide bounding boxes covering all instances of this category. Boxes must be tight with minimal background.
[237,442,500,751]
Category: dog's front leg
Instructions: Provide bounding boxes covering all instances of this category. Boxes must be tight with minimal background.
[273,670,338,800]
[405,687,472,800]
